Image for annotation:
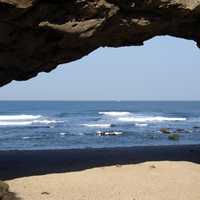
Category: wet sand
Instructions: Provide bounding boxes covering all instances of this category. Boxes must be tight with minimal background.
[0,145,199,180]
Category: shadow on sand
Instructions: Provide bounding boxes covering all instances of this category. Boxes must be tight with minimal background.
[0,145,200,181]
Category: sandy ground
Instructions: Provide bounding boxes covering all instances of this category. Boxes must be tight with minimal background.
[7,161,200,200]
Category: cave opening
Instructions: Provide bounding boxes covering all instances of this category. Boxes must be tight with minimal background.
[0,36,199,101]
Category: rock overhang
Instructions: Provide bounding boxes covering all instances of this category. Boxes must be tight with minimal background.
[0,0,199,86]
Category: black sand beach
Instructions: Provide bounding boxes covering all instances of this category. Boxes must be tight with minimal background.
[0,145,200,181]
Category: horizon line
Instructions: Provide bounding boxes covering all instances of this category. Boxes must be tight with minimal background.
[0,99,200,102]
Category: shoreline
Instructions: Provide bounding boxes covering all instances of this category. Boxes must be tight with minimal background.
[0,144,200,181]
[0,143,200,152]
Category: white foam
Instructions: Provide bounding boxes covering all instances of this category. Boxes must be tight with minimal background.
[118,116,186,123]
[110,131,123,135]
[59,132,67,136]
[22,136,30,140]
[99,111,131,117]
[135,123,148,127]
[0,121,33,126]
[0,115,42,121]
[33,120,58,124]
[82,123,111,128]
[0,114,60,126]
[22,136,41,139]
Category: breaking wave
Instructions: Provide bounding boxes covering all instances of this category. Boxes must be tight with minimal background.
[0,114,61,126]
[0,115,42,121]
[81,123,111,128]
[59,132,68,136]
[32,120,58,124]
[99,111,131,117]
[0,121,33,126]
[135,123,148,127]
[118,116,186,123]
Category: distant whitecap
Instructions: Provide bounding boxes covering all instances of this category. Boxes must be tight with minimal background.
[0,121,33,126]
[22,136,31,140]
[0,114,62,127]
[135,123,148,127]
[81,123,111,128]
[118,116,186,123]
[0,115,42,121]
[59,132,67,136]
[33,120,58,124]
[99,111,131,117]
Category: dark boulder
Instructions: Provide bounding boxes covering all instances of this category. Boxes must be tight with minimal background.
[96,131,123,137]
[160,128,172,134]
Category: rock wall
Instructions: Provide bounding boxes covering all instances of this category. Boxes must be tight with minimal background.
[0,0,200,86]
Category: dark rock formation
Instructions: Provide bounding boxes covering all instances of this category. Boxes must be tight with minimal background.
[0,0,200,86]
[160,128,172,134]
[0,181,20,200]
[96,131,123,136]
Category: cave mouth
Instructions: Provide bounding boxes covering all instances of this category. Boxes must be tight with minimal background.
[1,36,199,101]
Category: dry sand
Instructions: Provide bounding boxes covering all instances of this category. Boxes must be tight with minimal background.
[7,161,200,200]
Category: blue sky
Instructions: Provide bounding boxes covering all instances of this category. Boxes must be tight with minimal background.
[0,36,200,100]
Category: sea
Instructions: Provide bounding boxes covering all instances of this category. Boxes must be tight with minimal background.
[0,101,200,150]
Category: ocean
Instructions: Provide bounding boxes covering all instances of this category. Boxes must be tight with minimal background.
[0,101,200,150]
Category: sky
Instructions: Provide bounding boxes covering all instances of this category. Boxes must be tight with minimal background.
[0,36,200,101]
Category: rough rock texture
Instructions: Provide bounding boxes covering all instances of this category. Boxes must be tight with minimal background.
[0,181,20,200]
[0,0,200,86]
